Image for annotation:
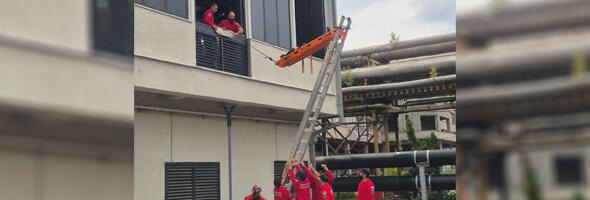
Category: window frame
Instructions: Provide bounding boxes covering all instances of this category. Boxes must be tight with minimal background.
[135,0,189,19]
[249,0,292,49]
[420,115,437,131]
[554,156,585,186]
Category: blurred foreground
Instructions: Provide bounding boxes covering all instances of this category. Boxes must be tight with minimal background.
[0,1,133,200]
[457,0,590,200]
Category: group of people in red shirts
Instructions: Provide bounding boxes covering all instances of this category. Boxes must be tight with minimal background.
[244,159,375,200]
[202,3,244,36]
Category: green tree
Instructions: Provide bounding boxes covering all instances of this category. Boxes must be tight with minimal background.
[406,119,418,148]
[572,189,586,200]
[342,66,356,87]
[523,160,542,200]
[390,32,400,45]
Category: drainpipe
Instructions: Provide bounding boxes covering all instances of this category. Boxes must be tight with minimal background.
[223,105,236,200]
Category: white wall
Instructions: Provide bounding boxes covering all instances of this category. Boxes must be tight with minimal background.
[135,56,338,115]
[0,37,133,124]
[0,135,133,200]
[134,4,196,66]
[0,0,89,52]
[505,146,590,200]
[135,110,307,200]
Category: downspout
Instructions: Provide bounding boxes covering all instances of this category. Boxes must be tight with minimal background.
[223,105,236,200]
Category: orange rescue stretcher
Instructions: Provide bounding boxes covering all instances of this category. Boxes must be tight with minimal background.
[275,27,348,67]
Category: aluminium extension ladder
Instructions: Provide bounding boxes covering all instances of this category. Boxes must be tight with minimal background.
[282,16,351,177]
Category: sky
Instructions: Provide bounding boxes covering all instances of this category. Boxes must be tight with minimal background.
[337,0,457,50]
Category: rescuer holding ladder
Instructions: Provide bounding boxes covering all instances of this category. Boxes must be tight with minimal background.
[356,168,375,200]
[274,163,293,200]
[304,162,334,200]
[288,159,312,200]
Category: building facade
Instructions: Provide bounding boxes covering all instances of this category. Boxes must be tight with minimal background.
[0,1,134,200]
[396,109,457,147]
[133,0,338,199]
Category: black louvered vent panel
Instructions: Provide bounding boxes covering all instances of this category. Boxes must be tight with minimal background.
[274,161,288,178]
[196,22,249,76]
[166,162,220,200]
[221,37,249,76]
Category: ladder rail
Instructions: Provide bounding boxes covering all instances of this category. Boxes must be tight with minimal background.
[287,16,346,163]
[282,16,351,177]
[300,18,352,158]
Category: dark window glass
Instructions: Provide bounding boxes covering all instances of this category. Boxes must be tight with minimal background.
[92,0,133,60]
[135,0,188,19]
[251,0,291,49]
[555,157,584,184]
[165,0,188,19]
[251,0,265,41]
[420,116,436,131]
[295,0,326,58]
[263,0,278,45]
[277,0,291,48]
[487,153,505,188]
[141,0,165,10]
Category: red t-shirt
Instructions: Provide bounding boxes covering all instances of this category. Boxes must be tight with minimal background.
[302,166,334,200]
[245,194,266,200]
[289,167,312,200]
[274,186,292,200]
[218,19,242,33]
[319,184,334,200]
[356,179,375,200]
[202,9,217,27]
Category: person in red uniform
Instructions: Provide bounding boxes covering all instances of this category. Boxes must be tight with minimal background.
[274,163,293,200]
[245,184,267,200]
[218,11,244,35]
[304,162,334,200]
[202,3,218,28]
[318,174,334,200]
[274,177,292,200]
[288,159,312,200]
[356,168,375,200]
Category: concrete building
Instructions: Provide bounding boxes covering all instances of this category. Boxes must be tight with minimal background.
[396,109,457,147]
[133,0,338,200]
[0,1,134,200]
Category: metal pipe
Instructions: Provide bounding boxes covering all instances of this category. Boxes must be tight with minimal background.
[404,96,456,106]
[341,41,456,67]
[385,104,456,114]
[343,53,455,80]
[344,104,394,112]
[223,105,236,200]
[341,33,455,58]
[418,166,428,199]
[460,76,590,106]
[315,149,456,169]
[458,37,590,85]
[343,75,456,94]
[332,175,456,192]
[458,1,590,43]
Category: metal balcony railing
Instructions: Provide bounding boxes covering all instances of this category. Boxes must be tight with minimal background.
[195,22,249,76]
